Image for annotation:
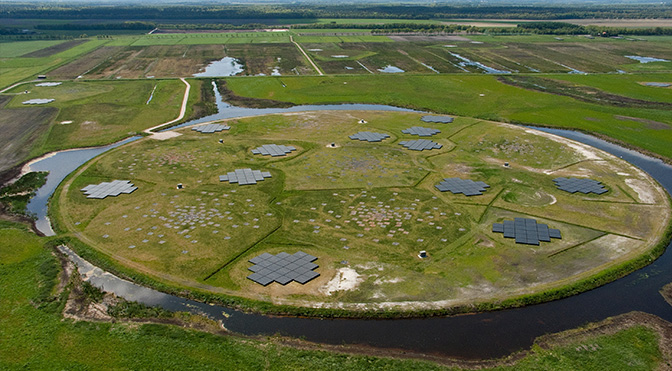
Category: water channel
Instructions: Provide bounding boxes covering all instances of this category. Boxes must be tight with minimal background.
[27,89,672,360]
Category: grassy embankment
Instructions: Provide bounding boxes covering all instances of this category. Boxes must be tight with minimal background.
[0,221,668,370]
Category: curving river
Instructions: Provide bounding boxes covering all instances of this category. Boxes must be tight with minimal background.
[28,89,672,360]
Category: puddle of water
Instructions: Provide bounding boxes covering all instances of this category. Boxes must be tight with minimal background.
[271,67,281,76]
[448,52,510,74]
[377,65,405,73]
[421,63,440,74]
[193,57,244,77]
[554,62,586,74]
[331,55,349,58]
[625,55,670,63]
[146,85,157,105]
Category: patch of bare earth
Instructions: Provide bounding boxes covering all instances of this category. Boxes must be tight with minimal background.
[626,178,657,203]
[615,115,670,130]
[388,35,472,42]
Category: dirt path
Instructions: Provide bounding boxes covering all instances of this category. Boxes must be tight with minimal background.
[143,77,190,137]
[0,80,36,93]
[291,35,323,76]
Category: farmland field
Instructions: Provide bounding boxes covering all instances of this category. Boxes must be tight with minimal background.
[54,110,669,310]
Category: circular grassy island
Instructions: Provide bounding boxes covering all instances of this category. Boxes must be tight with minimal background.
[55,110,671,314]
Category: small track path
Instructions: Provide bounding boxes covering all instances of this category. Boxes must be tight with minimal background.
[143,77,191,137]
[291,35,323,76]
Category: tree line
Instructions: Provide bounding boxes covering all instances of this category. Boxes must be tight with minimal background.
[1,3,672,21]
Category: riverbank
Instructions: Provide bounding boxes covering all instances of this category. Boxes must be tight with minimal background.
[44,234,672,368]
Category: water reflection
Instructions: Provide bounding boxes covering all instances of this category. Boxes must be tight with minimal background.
[193,57,245,77]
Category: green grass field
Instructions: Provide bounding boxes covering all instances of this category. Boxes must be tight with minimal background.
[54,110,669,309]
[0,40,71,58]
[0,39,109,90]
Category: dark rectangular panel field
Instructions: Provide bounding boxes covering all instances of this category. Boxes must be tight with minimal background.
[20,39,87,58]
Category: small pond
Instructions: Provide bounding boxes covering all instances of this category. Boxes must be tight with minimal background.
[625,55,670,63]
[377,65,405,73]
[193,57,245,77]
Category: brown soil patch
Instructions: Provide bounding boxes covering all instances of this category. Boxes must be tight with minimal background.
[0,105,57,177]
[21,39,87,58]
[615,115,671,130]
[388,35,471,42]
[49,46,123,79]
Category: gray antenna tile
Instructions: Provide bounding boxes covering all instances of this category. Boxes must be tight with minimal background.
[421,115,453,123]
[247,251,320,286]
[220,168,272,185]
[399,139,442,151]
[401,127,441,137]
[252,144,297,157]
[192,123,230,133]
[81,180,137,199]
[349,131,390,142]
[492,218,562,245]
[553,177,607,195]
[435,177,490,196]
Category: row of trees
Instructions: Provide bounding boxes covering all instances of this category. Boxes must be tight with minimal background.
[1,3,672,21]
[295,22,672,36]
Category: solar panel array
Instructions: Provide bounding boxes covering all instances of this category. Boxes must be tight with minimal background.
[219,168,272,185]
[81,180,137,199]
[402,127,441,137]
[35,82,62,87]
[492,218,562,245]
[421,115,454,123]
[22,98,54,105]
[192,123,230,133]
[435,178,490,196]
[399,139,443,151]
[553,177,607,195]
[251,144,296,157]
[247,251,320,286]
[349,131,390,142]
